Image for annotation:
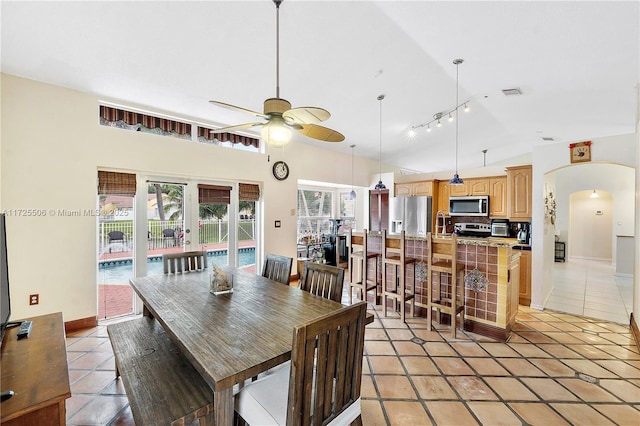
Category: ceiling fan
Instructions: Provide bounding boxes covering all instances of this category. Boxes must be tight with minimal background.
[209,0,345,147]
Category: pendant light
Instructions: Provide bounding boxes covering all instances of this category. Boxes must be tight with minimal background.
[590,189,599,198]
[374,94,387,190]
[449,58,464,186]
[349,144,357,199]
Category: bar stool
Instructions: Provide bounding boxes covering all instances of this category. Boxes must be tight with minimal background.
[427,232,465,338]
[348,229,379,304]
[382,230,416,322]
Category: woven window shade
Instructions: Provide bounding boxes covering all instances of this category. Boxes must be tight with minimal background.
[239,184,260,201]
[198,184,232,204]
[98,171,137,196]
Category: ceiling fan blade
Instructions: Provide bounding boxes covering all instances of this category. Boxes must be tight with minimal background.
[210,122,265,134]
[296,123,345,143]
[209,100,268,119]
[283,107,331,124]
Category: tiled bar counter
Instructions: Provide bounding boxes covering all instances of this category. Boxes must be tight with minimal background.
[363,232,521,341]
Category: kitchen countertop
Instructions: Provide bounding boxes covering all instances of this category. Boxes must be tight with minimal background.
[368,232,532,249]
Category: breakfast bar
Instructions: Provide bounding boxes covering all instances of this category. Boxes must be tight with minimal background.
[366,233,522,341]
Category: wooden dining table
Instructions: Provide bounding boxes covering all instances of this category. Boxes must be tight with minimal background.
[129,266,363,426]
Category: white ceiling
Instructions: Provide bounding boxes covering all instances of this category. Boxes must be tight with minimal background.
[2,1,638,173]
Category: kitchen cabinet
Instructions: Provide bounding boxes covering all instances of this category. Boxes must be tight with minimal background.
[489,177,507,217]
[517,249,531,305]
[506,165,532,220]
[449,180,469,196]
[395,180,433,197]
[449,178,490,196]
[509,252,521,325]
[435,180,450,216]
[369,189,389,232]
[469,178,490,195]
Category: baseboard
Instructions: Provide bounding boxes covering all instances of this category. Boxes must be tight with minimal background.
[64,315,98,333]
[631,313,640,353]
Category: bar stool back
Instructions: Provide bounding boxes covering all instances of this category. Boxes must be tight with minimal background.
[348,229,379,304]
[427,232,465,337]
[382,230,416,322]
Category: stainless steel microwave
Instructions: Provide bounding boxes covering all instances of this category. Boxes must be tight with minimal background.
[449,195,489,217]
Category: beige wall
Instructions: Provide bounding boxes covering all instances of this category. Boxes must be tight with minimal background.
[0,74,383,322]
[569,190,613,261]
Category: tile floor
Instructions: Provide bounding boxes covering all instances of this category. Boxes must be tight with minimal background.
[548,258,633,324]
[65,302,640,425]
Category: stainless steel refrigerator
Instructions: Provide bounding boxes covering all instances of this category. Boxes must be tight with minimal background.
[389,196,433,237]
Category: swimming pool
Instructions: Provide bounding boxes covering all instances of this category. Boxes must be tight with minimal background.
[98,248,256,284]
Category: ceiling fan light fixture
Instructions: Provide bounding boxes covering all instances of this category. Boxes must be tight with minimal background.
[261,116,291,147]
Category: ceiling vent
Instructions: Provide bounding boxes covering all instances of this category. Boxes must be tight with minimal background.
[502,88,522,96]
[542,137,554,141]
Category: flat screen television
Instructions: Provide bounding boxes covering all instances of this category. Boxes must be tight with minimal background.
[0,213,11,344]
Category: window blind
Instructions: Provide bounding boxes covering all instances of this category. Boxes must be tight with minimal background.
[239,183,260,201]
[198,184,232,204]
[98,171,137,196]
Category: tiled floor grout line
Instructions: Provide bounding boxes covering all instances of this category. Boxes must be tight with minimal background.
[63,298,640,425]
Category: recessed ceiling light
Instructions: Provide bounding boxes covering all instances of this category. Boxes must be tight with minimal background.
[542,137,554,141]
[502,88,522,96]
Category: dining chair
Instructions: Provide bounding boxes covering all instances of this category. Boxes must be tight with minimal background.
[382,230,417,323]
[348,229,379,304]
[427,232,465,338]
[299,262,345,303]
[262,253,293,285]
[234,301,367,426]
[162,251,207,274]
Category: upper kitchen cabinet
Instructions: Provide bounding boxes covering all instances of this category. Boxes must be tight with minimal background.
[449,178,490,196]
[435,180,450,215]
[395,180,434,197]
[489,177,507,218]
[506,165,532,220]
[369,189,389,232]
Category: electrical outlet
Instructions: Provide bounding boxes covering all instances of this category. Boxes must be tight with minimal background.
[29,294,39,305]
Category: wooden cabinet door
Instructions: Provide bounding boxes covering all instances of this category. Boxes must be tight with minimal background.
[436,181,450,215]
[449,180,469,196]
[507,165,532,220]
[489,177,507,217]
[394,184,412,197]
[413,181,433,196]
[469,178,490,195]
[518,249,531,305]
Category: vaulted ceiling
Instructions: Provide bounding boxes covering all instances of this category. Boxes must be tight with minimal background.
[2,1,637,173]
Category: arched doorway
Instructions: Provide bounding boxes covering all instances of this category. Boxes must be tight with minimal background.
[543,164,634,323]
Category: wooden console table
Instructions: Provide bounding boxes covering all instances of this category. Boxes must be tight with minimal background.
[1,312,71,426]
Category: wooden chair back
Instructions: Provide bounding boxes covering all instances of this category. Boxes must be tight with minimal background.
[350,229,366,255]
[262,254,293,285]
[162,251,207,274]
[299,262,345,303]
[288,301,367,426]
[382,229,411,264]
[428,233,459,272]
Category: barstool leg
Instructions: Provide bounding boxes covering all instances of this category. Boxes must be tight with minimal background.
[382,261,388,317]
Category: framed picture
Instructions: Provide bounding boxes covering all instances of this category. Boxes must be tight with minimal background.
[569,141,592,163]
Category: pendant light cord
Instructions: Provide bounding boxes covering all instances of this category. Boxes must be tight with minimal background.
[378,94,384,181]
[455,61,459,175]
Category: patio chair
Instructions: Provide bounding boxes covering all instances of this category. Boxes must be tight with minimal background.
[107,231,126,254]
[162,229,176,247]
